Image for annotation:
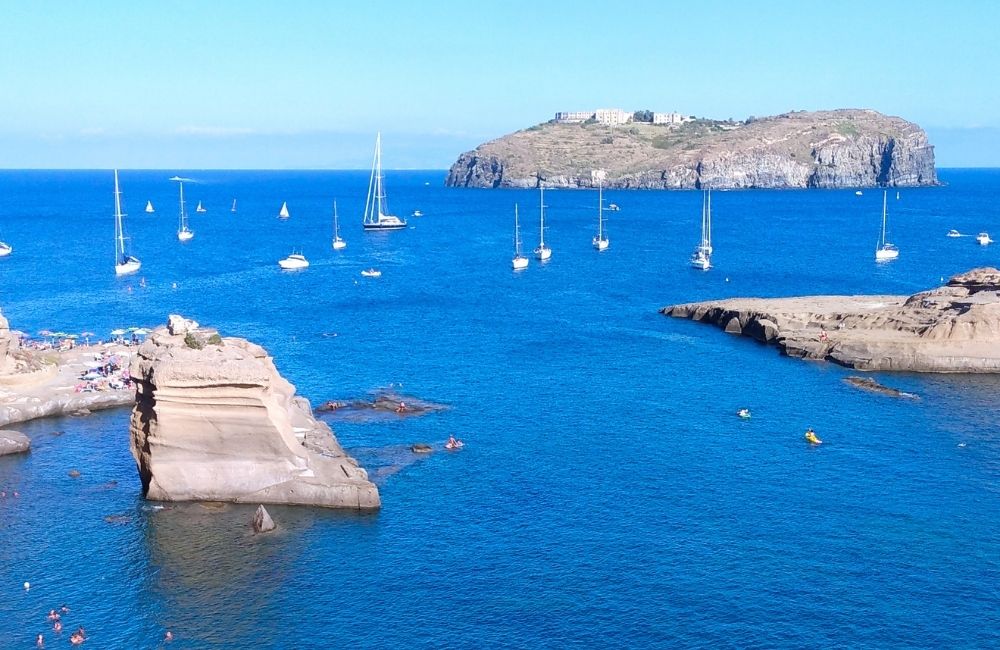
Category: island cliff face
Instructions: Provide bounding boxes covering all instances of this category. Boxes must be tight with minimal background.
[663,269,1000,373]
[446,109,936,189]
[129,316,380,509]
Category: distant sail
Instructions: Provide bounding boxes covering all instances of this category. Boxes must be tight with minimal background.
[145,200,154,213]
[278,201,289,219]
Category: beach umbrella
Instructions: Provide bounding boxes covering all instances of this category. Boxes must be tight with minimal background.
[65,334,78,339]
[110,329,126,336]
[38,329,53,337]
[133,328,150,335]
[80,331,95,345]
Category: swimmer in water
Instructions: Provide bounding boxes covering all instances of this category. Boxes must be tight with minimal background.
[36,633,44,648]
[53,621,62,633]
[47,610,60,621]
[164,630,174,642]
[69,633,83,645]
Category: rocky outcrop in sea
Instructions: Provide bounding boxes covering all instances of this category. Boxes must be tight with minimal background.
[446,109,937,190]
[663,268,1000,373]
[129,315,380,509]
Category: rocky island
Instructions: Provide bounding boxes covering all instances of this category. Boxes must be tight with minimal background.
[446,109,936,189]
[663,268,1000,373]
[129,316,380,510]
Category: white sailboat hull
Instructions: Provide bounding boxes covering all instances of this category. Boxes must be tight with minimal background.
[332,238,347,250]
[593,237,609,251]
[535,246,551,261]
[115,257,141,276]
[875,247,899,261]
[177,229,194,242]
[145,202,154,213]
[0,243,11,257]
[512,256,529,270]
[361,269,382,278]
[978,233,993,245]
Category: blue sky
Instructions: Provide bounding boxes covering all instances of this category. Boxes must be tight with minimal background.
[1,0,998,168]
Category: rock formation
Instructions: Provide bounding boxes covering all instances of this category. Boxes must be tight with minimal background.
[446,109,937,189]
[0,430,29,456]
[663,268,1000,373]
[129,315,380,509]
[251,505,276,533]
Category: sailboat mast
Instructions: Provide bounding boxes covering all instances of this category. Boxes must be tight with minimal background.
[515,204,521,256]
[333,200,339,237]
[598,183,604,238]
[539,186,545,246]
[881,190,888,246]
[707,189,712,249]
[375,132,384,217]
[114,169,124,258]
[179,181,186,230]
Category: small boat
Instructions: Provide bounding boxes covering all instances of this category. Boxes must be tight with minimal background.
[278,252,309,270]
[534,187,552,261]
[512,204,529,270]
[607,203,620,211]
[0,241,11,257]
[947,229,962,238]
[195,201,206,213]
[361,268,382,278]
[331,200,347,250]
[737,408,751,419]
[805,429,823,445]
[145,200,154,213]
[896,191,900,200]
[593,182,609,251]
[411,210,423,217]
[855,191,863,196]
[278,201,290,219]
[690,190,712,270]
[875,191,899,261]
[363,132,407,230]
[978,232,993,245]
[231,199,237,213]
[113,170,141,275]
[170,176,195,241]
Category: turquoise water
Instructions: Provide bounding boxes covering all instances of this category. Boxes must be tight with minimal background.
[1,169,999,647]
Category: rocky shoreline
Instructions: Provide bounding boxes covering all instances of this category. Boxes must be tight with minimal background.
[663,268,1000,373]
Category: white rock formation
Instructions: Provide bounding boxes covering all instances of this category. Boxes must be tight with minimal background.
[129,317,380,509]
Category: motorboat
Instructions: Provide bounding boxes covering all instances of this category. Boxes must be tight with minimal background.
[947,230,962,238]
[978,232,993,245]
[361,268,382,278]
[278,253,309,270]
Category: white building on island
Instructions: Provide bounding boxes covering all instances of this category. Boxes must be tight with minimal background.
[653,112,688,125]
[555,111,593,124]
[593,108,632,126]
[555,108,692,126]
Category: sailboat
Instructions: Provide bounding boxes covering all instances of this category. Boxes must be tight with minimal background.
[332,200,347,250]
[512,204,529,270]
[278,201,290,219]
[170,176,194,241]
[592,182,609,251]
[875,190,899,261]
[534,186,552,260]
[195,201,207,213]
[113,170,141,275]
[231,199,237,213]
[0,240,10,257]
[145,200,154,213]
[690,190,712,270]
[363,132,407,230]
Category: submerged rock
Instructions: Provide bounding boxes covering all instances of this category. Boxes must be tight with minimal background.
[410,444,433,454]
[664,268,1000,373]
[68,469,81,478]
[252,504,276,533]
[129,315,380,510]
[844,376,918,398]
[0,430,29,456]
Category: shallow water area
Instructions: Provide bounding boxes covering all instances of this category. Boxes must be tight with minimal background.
[1,169,999,647]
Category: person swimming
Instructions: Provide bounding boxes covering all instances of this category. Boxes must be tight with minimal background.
[395,401,408,413]
[164,630,174,642]
[46,610,60,622]
[445,435,464,450]
[53,621,62,633]
[805,428,823,445]
[36,633,44,648]
[737,408,751,418]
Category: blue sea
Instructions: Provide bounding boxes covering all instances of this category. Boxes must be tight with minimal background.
[1,169,999,648]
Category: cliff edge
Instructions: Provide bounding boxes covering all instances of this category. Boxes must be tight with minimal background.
[129,315,380,509]
[446,109,936,189]
[663,268,1000,373]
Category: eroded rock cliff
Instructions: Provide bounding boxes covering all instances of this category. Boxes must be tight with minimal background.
[446,109,936,189]
[662,268,1000,373]
[129,316,380,509]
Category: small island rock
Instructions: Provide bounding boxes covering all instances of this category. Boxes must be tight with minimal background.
[252,505,276,533]
[0,430,30,456]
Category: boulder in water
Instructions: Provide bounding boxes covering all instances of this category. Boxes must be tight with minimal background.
[0,430,29,456]
[252,504,276,533]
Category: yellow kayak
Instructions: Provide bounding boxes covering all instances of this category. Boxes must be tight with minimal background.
[805,431,823,445]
